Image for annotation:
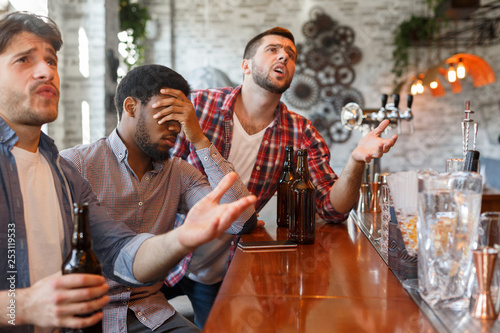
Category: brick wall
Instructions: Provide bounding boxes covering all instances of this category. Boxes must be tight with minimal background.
[46,0,500,174]
[150,0,500,173]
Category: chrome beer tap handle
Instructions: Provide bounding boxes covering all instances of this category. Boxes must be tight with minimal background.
[402,94,414,134]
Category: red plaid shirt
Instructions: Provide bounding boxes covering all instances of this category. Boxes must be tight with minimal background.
[173,85,348,221]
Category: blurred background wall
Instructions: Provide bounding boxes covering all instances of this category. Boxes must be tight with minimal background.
[3,0,500,178]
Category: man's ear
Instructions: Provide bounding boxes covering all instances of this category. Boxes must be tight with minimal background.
[242,58,252,76]
[123,97,138,117]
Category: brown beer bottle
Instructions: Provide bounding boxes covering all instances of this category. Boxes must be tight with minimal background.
[289,149,316,244]
[277,145,295,228]
[61,203,103,333]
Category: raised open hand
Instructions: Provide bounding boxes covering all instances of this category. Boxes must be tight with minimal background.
[152,88,211,149]
[351,119,398,164]
[178,172,257,250]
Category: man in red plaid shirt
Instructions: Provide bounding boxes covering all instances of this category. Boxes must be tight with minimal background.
[155,27,398,327]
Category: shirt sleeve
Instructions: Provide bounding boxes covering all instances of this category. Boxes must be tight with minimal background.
[302,122,350,223]
[61,156,155,286]
[177,146,256,235]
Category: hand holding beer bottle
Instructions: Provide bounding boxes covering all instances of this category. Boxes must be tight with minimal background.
[61,203,103,333]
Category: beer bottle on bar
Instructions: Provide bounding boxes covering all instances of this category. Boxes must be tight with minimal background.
[289,149,316,244]
[277,145,295,228]
[61,203,103,333]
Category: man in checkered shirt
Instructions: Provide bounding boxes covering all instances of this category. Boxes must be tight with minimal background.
[161,27,398,328]
[61,64,257,332]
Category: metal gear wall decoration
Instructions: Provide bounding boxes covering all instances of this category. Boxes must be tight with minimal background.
[284,7,364,144]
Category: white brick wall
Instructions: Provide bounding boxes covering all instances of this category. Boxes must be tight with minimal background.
[46,0,500,174]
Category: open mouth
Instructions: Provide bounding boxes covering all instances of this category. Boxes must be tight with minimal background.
[36,85,58,98]
[273,64,286,76]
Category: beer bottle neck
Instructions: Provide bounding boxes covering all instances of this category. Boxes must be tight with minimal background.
[296,152,309,179]
[72,204,92,250]
[284,150,294,171]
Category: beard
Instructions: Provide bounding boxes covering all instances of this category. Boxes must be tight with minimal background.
[134,111,170,162]
[251,62,292,94]
[0,84,59,127]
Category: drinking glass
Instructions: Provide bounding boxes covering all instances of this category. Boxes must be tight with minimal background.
[417,171,483,310]
[445,158,464,173]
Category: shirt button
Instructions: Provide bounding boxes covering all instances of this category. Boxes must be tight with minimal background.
[137,312,143,316]
[256,166,261,171]
[212,153,217,157]
[119,154,123,158]
[126,287,131,291]
[145,176,150,181]
[122,301,127,305]
[264,140,269,145]
[204,156,209,161]
[138,202,143,206]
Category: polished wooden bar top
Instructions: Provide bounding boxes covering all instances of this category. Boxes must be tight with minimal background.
[204,215,436,332]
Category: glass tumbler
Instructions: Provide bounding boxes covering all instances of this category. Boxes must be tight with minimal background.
[417,171,483,310]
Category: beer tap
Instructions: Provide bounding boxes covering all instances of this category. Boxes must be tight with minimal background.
[341,94,415,134]
[400,95,414,133]
[373,94,388,124]
[385,94,401,133]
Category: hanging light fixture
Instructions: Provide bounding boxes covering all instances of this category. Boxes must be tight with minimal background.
[416,73,424,94]
[447,63,457,83]
[411,81,418,95]
[430,80,438,89]
[456,58,466,79]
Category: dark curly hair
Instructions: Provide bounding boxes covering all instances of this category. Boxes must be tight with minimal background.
[115,64,191,120]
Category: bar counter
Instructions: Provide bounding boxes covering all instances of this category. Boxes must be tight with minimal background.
[204,210,437,332]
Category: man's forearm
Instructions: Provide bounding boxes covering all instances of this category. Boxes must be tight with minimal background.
[329,155,366,214]
[132,228,191,283]
[0,289,20,326]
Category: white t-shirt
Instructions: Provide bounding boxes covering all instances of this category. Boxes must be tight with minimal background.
[227,113,273,186]
[187,114,273,284]
[12,147,64,285]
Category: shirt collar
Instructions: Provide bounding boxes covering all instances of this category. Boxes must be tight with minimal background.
[107,128,164,173]
[0,117,18,148]
[0,117,59,156]
[223,85,283,130]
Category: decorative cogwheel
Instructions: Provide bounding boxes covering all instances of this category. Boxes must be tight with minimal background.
[329,120,352,143]
[319,84,342,102]
[316,30,339,51]
[305,48,330,71]
[343,46,362,65]
[334,88,365,114]
[334,26,355,47]
[290,6,364,146]
[316,65,337,86]
[315,101,337,116]
[284,73,321,110]
[302,21,318,39]
[335,65,356,87]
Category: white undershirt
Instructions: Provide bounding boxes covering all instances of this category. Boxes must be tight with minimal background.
[227,113,273,186]
[187,114,273,284]
[12,146,64,286]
